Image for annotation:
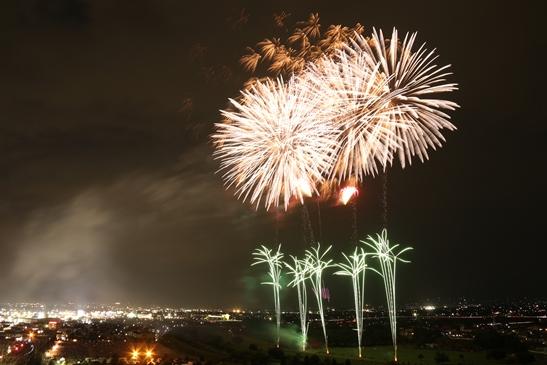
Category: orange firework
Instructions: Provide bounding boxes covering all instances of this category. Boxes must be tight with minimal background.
[339,186,359,205]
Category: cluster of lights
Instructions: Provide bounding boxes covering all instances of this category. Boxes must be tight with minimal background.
[7,342,29,354]
[45,341,62,358]
[0,305,164,323]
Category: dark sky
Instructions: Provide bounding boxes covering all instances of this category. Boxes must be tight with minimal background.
[0,0,545,309]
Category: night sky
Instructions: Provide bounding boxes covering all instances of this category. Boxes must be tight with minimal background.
[0,0,545,308]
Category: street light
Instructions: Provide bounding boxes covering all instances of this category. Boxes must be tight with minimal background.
[130,349,140,361]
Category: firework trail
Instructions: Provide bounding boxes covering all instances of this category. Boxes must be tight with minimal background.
[285,256,309,351]
[381,172,388,228]
[315,200,323,243]
[251,245,284,347]
[300,204,315,246]
[304,244,334,354]
[335,247,377,358]
[363,229,412,362]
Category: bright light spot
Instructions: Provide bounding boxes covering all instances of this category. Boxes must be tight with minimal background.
[131,349,140,359]
[145,349,153,358]
[297,178,312,197]
[339,186,358,205]
[423,305,436,311]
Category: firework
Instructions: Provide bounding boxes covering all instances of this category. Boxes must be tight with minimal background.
[303,45,402,182]
[304,244,334,354]
[339,186,359,205]
[251,245,284,347]
[303,27,458,183]
[351,28,459,168]
[363,229,412,362]
[335,247,377,358]
[284,256,309,351]
[213,77,339,210]
[241,13,365,80]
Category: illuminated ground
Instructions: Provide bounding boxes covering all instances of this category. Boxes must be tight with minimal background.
[301,346,499,364]
[160,323,547,364]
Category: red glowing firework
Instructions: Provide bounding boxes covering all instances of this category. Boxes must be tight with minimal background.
[339,186,359,205]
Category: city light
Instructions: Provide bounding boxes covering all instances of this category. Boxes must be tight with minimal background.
[45,341,61,358]
[131,349,140,360]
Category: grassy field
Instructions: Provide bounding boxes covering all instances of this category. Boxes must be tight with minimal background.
[161,323,546,364]
[300,346,500,364]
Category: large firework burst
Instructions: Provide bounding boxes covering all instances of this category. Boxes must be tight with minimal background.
[304,48,402,182]
[213,77,338,210]
[304,27,458,183]
[352,28,459,169]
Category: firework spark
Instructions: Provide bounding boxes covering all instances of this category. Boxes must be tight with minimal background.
[303,27,458,183]
[213,77,338,210]
[335,247,376,358]
[242,13,365,80]
[285,256,309,351]
[304,45,402,182]
[304,244,334,354]
[363,229,412,362]
[351,28,459,168]
[251,245,284,347]
[339,186,359,205]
